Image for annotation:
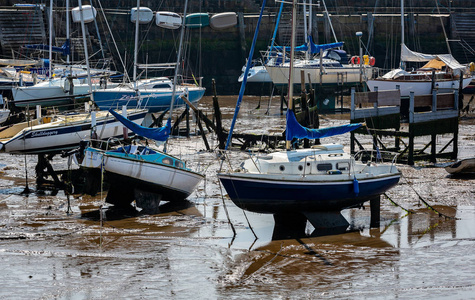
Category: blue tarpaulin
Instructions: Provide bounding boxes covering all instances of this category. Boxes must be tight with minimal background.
[285,110,362,140]
[109,109,171,142]
[271,37,343,54]
[25,40,70,56]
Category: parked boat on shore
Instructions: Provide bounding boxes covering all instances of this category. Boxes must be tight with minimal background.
[445,158,475,175]
[0,108,147,154]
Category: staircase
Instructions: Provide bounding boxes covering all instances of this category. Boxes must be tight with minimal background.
[0,7,46,57]
[450,13,475,64]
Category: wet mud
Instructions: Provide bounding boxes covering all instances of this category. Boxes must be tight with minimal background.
[0,95,474,299]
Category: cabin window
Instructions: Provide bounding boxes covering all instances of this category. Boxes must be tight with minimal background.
[337,162,349,171]
[153,84,171,89]
[279,165,285,172]
[162,157,173,165]
[317,163,332,171]
[175,161,184,168]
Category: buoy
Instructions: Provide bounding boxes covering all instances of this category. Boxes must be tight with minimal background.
[350,56,360,65]
[363,55,369,65]
[353,177,359,196]
[369,56,376,66]
[470,62,475,72]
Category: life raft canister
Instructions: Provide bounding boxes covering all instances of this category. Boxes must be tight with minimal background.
[350,56,360,64]
[363,55,369,65]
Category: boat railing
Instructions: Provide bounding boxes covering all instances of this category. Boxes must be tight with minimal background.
[354,149,399,169]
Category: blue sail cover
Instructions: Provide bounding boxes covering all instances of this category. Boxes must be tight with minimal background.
[271,37,343,54]
[285,110,362,140]
[109,109,171,142]
[25,40,71,56]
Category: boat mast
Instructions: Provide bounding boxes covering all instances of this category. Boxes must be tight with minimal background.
[48,0,53,81]
[168,0,189,120]
[224,0,267,150]
[66,0,70,66]
[286,0,297,150]
[78,0,93,99]
[133,0,140,90]
[400,0,405,69]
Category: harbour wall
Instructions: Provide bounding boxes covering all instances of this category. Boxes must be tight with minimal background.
[0,3,474,95]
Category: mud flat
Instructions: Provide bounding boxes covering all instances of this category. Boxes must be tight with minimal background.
[0,95,474,299]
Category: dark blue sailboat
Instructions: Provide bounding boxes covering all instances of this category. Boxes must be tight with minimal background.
[218,0,400,222]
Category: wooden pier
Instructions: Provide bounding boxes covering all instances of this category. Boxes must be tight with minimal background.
[350,88,459,165]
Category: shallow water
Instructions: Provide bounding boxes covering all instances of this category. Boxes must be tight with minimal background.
[0,95,474,299]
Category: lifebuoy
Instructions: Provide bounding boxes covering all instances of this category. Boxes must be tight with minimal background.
[350,56,360,65]
[369,56,376,66]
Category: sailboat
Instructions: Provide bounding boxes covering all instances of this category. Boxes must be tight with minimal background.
[76,0,204,205]
[10,1,117,108]
[77,110,204,201]
[92,3,205,113]
[217,0,400,227]
[264,0,374,87]
[366,0,471,97]
[0,97,9,125]
[0,108,147,154]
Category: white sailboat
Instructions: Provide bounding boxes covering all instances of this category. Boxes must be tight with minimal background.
[264,0,374,87]
[92,3,205,113]
[0,108,147,154]
[218,0,400,228]
[76,0,204,205]
[366,0,471,97]
[10,1,117,108]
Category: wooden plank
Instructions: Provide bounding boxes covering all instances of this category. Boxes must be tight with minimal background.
[353,106,399,119]
[412,110,458,123]
[377,90,400,106]
[414,93,455,109]
[355,91,378,105]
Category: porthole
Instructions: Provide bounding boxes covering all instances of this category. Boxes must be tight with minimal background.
[298,165,303,171]
[162,157,173,165]
[279,165,285,171]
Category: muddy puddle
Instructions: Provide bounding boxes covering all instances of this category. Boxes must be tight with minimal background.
[0,95,474,299]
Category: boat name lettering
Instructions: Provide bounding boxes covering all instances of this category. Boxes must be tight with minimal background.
[32,130,58,137]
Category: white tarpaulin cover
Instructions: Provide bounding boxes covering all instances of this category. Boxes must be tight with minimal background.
[400,44,466,70]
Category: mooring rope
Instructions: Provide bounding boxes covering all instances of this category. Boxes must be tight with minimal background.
[399,173,458,220]
[383,192,415,215]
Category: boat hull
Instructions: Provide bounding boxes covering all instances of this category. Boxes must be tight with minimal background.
[238,65,272,83]
[0,109,9,124]
[81,148,204,201]
[218,173,400,213]
[0,111,146,154]
[366,77,472,97]
[93,86,206,112]
[445,158,475,174]
[266,65,373,86]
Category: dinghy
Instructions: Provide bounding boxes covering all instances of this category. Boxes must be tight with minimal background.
[210,12,237,30]
[445,158,475,175]
[155,11,181,29]
[185,13,209,28]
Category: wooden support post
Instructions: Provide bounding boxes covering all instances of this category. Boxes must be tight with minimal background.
[431,134,437,163]
[212,80,225,149]
[280,88,285,115]
[408,129,415,166]
[185,105,190,137]
[196,111,210,151]
[180,94,218,133]
[370,196,381,228]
